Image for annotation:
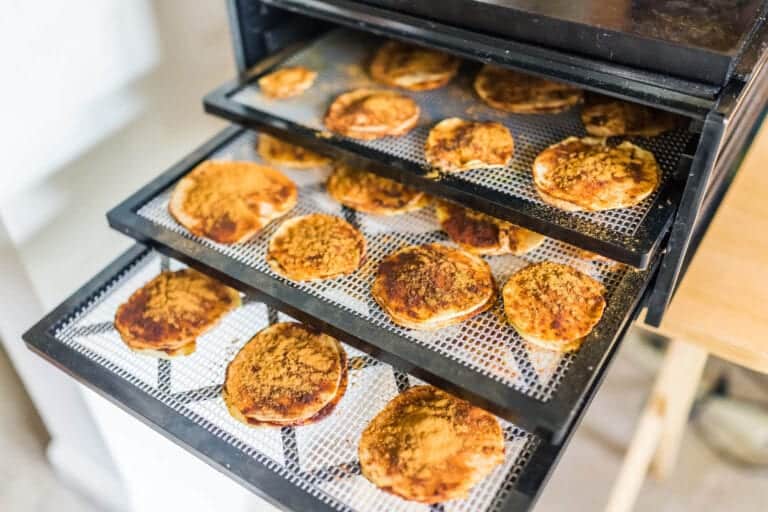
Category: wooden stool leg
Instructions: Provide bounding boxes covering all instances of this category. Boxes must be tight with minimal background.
[605,340,709,512]
[604,398,666,512]
[651,341,708,479]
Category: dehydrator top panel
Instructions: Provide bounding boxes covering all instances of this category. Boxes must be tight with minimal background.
[305,0,767,85]
[205,28,696,269]
[108,126,656,440]
[262,0,722,115]
[24,246,548,512]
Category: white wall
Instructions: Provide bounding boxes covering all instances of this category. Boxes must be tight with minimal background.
[0,1,277,510]
[1,0,234,299]
[1,1,157,207]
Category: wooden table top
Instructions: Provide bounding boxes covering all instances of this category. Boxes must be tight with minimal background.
[644,121,768,374]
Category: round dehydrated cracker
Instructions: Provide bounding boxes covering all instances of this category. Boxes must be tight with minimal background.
[575,247,622,269]
[324,88,420,140]
[359,385,504,503]
[370,40,460,91]
[474,65,582,114]
[223,322,347,426]
[257,134,329,169]
[267,213,366,281]
[115,269,241,358]
[327,164,428,215]
[581,95,680,137]
[372,243,496,330]
[502,261,606,352]
[532,137,660,211]
[169,160,297,244]
[436,201,545,255]
[424,118,514,172]
[258,66,317,99]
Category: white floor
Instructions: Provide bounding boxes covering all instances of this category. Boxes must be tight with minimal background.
[0,345,99,512]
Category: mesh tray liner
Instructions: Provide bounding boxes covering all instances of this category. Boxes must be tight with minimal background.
[230,29,692,238]
[53,250,538,512]
[137,131,629,402]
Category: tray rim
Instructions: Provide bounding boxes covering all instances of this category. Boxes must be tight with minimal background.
[22,243,549,512]
[201,29,695,269]
[106,125,657,442]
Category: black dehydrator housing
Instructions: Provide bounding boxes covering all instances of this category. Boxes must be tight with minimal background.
[23,2,768,511]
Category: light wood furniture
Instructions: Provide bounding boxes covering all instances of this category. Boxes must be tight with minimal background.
[605,122,768,512]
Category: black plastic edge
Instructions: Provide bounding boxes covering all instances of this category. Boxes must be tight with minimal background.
[645,113,725,327]
[106,125,657,442]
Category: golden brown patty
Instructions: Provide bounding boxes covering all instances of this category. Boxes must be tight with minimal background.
[326,164,428,215]
[372,243,496,330]
[257,134,329,169]
[436,201,545,255]
[223,322,347,427]
[115,269,240,358]
[369,40,460,91]
[267,213,366,281]
[502,261,606,352]
[359,385,504,503]
[169,160,297,244]
[474,65,583,114]
[258,66,317,99]
[576,248,621,269]
[424,117,514,172]
[581,95,681,137]
[532,137,660,211]
[324,88,420,140]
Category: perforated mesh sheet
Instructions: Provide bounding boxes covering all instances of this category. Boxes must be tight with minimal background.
[230,29,692,238]
[136,131,630,402]
[52,250,538,512]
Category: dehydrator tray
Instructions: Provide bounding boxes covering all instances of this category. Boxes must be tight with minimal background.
[23,245,556,512]
[204,28,698,269]
[108,125,656,441]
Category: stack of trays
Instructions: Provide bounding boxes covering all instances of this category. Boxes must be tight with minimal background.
[25,26,700,512]
[107,127,656,440]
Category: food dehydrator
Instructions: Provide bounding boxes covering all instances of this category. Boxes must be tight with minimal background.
[23,1,768,511]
